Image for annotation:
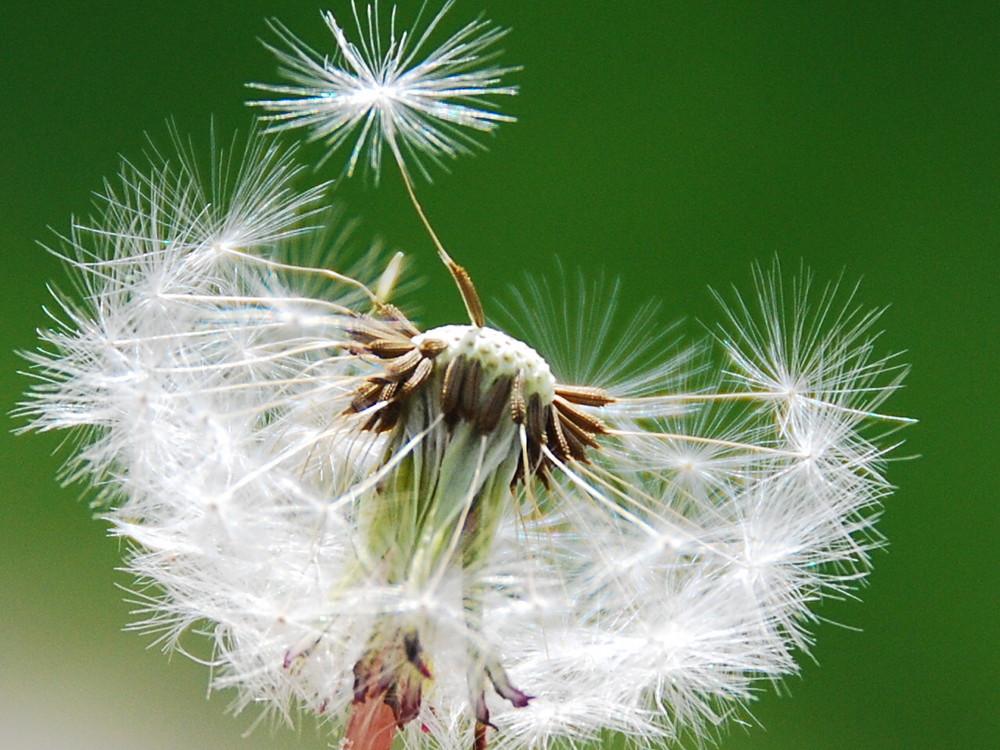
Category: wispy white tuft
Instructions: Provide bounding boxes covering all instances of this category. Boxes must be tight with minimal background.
[21,5,912,750]
[20,126,912,747]
[248,0,518,181]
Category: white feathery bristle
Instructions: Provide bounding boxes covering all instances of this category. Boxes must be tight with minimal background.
[20,6,911,750]
[248,0,518,181]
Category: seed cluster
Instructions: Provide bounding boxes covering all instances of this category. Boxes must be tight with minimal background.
[343,308,446,432]
[345,315,614,483]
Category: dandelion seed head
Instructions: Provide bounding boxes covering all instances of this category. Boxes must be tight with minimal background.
[20,5,912,750]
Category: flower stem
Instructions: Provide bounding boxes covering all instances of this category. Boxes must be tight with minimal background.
[345,696,399,750]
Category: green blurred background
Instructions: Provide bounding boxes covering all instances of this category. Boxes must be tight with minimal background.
[2,2,996,748]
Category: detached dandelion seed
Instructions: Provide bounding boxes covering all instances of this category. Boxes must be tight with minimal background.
[19,3,912,750]
[248,0,518,181]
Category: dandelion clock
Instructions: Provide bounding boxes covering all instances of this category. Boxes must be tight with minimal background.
[18,3,912,749]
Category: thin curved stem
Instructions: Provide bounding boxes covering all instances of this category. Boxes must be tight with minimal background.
[390,140,485,327]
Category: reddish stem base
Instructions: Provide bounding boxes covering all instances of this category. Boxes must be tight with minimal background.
[344,698,399,750]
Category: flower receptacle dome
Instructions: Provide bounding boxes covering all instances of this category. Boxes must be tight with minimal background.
[416,325,557,406]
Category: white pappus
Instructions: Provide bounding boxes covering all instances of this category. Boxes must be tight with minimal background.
[19,3,911,750]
